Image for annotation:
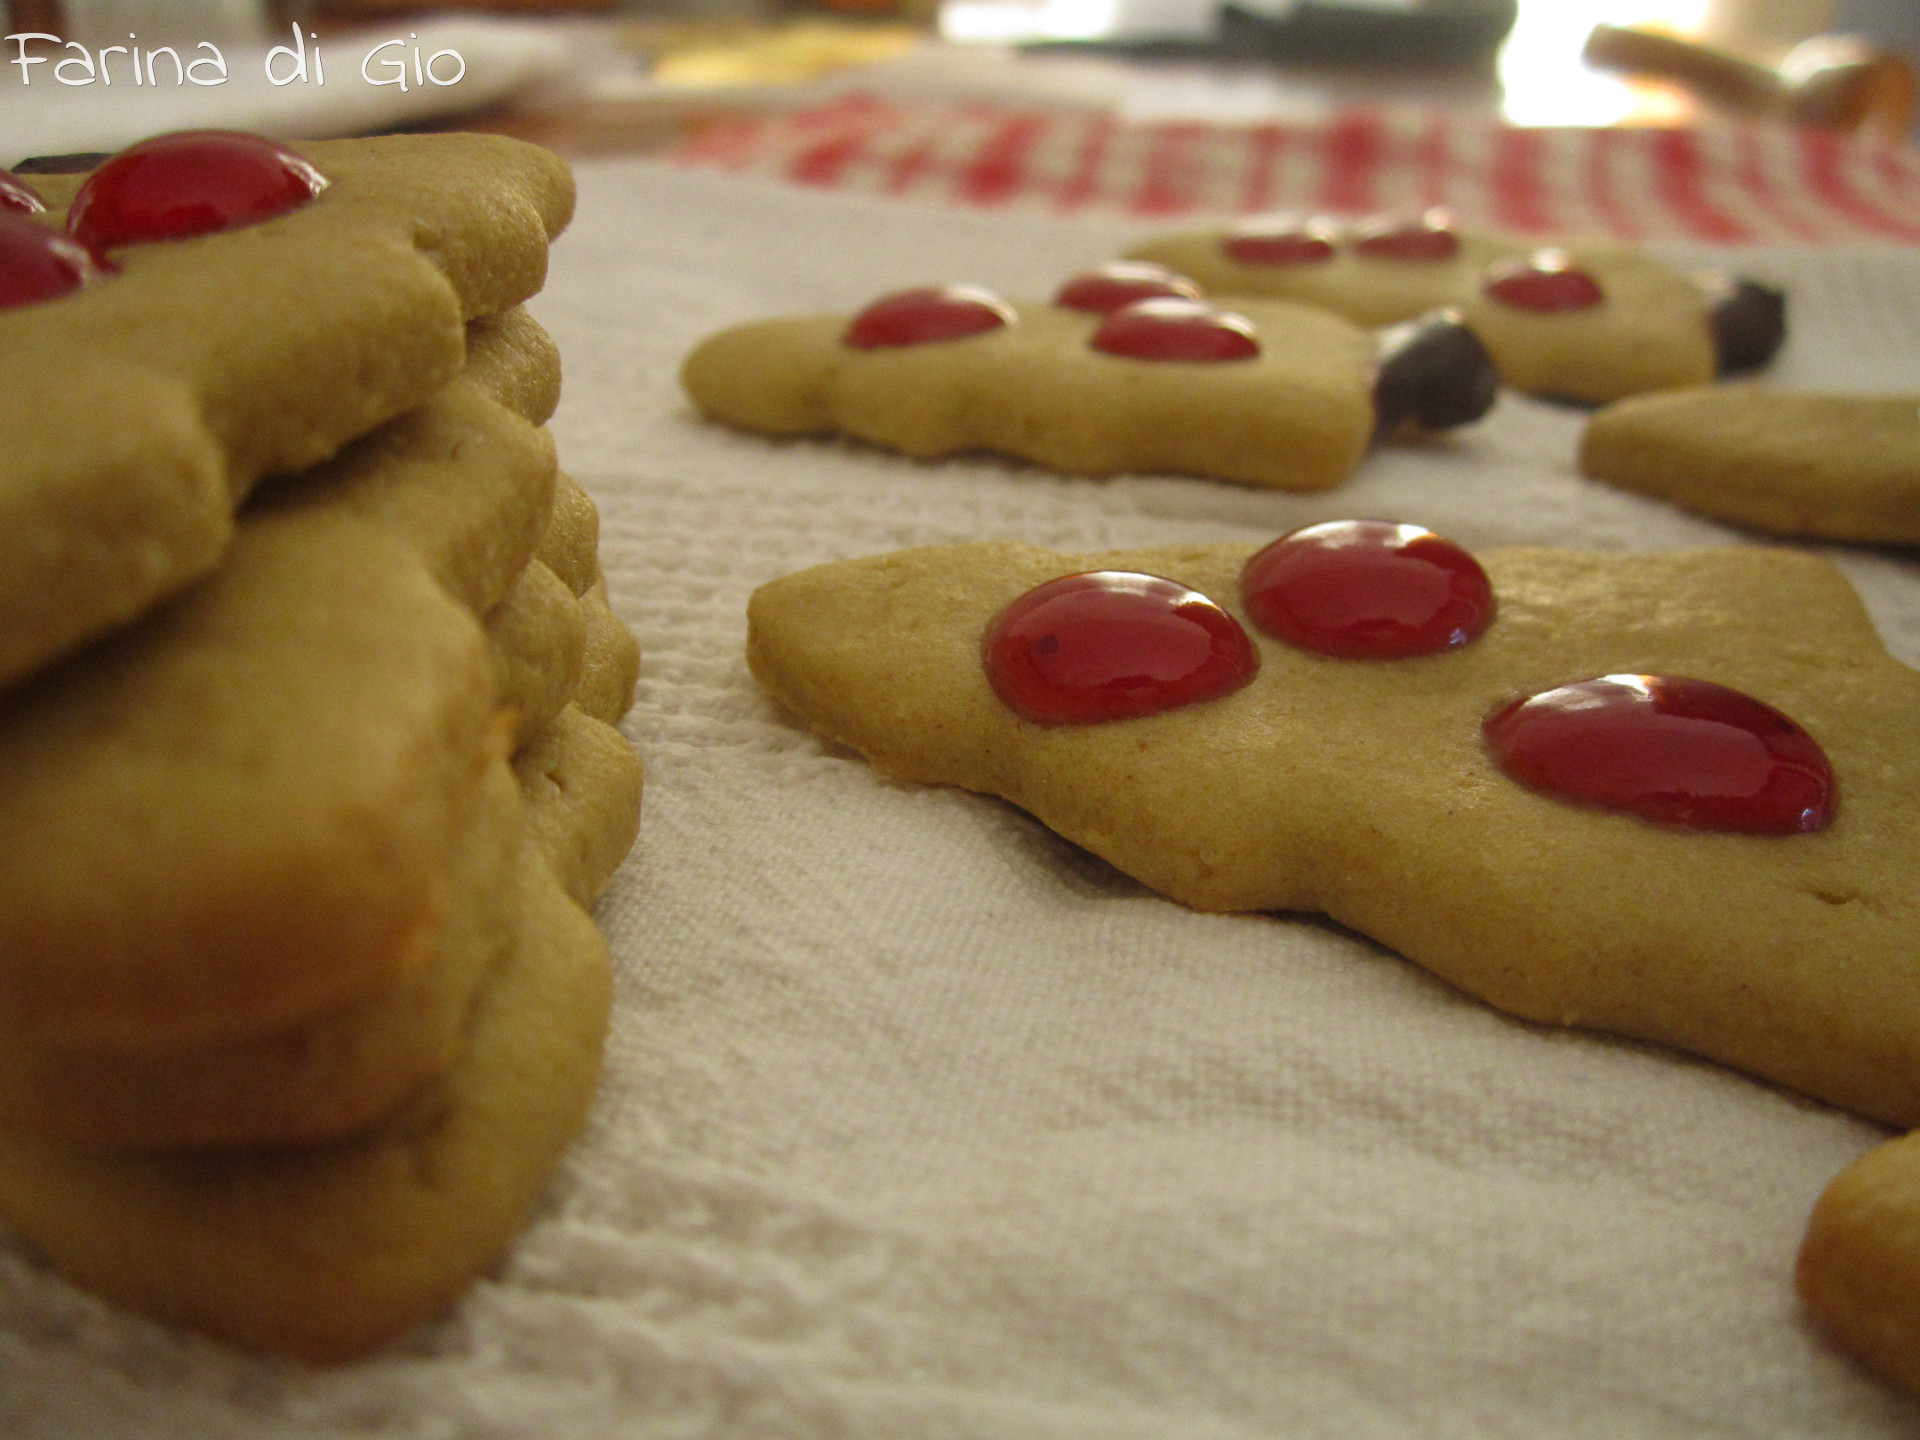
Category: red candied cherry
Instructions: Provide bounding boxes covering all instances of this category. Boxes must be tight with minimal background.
[983,570,1259,726]
[1054,261,1201,315]
[1091,297,1260,362]
[1241,519,1494,659]
[0,170,46,217]
[1483,674,1836,834]
[1484,250,1605,312]
[0,211,104,311]
[67,130,327,252]
[844,285,1015,349]
[1222,217,1339,266]
[1353,211,1460,261]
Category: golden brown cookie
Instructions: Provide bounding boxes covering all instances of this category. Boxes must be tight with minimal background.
[1126,217,1783,404]
[1799,1132,1920,1396]
[682,294,1379,490]
[1127,214,1523,328]
[1581,386,1920,542]
[0,132,574,692]
[0,556,635,1151]
[536,473,606,598]
[0,311,560,1055]
[748,538,1920,1128]
[0,830,616,1363]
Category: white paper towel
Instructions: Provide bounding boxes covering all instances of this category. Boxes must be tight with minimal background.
[5,161,1920,1438]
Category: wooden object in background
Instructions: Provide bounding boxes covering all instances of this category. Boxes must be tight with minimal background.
[1585,21,1917,135]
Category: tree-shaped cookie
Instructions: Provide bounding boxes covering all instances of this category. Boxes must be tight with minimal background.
[747,523,1920,1396]
[747,528,1915,1123]
[682,263,1496,491]
[0,130,573,691]
[1125,211,1785,405]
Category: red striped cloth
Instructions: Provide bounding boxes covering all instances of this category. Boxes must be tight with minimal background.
[669,94,1920,245]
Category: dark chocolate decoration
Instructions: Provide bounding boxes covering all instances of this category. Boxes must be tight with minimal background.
[11,152,112,175]
[1372,308,1499,437]
[1707,277,1786,375]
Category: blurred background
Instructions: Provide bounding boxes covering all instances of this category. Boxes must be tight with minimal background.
[7,1,1917,184]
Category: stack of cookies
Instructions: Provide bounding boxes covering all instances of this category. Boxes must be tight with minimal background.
[0,134,640,1360]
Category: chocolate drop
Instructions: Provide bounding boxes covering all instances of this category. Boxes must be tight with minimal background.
[1706,276,1787,375]
[1372,308,1499,438]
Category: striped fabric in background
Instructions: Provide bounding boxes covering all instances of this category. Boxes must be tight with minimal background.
[669,94,1920,245]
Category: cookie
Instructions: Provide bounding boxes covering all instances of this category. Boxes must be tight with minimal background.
[1125,214,1785,404]
[0,309,569,1058]
[1580,386,1920,542]
[1127,212,1525,328]
[1798,1132,1920,1396]
[0,744,624,1362]
[681,276,1496,491]
[0,321,599,1148]
[747,536,1920,1129]
[0,131,574,692]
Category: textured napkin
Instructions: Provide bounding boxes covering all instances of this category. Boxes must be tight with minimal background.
[5,162,1920,1438]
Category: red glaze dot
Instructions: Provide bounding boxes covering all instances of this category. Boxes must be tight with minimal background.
[1222,219,1338,266]
[844,284,1014,349]
[1091,297,1260,362]
[1054,261,1202,314]
[1241,519,1494,659]
[0,211,103,311]
[1483,674,1836,834]
[67,130,327,252]
[1353,214,1460,261]
[984,571,1259,726]
[1485,251,1605,312]
[0,170,45,217]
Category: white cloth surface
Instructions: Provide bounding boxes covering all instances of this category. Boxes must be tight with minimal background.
[6,163,1920,1437]
[0,19,569,158]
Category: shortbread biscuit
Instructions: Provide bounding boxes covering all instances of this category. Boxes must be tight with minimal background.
[259,306,562,615]
[1580,386,1920,542]
[0,132,573,691]
[0,568,634,1149]
[576,578,642,725]
[748,539,1920,1128]
[683,295,1381,490]
[1798,1132,1920,1396]
[0,825,616,1362]
[0,747,521,1148]
[1451,246,1717,403]
[1126,219,1783,404]
[1128,218,1523,328]
[514,703,646,905]
[537,473,606,597]
[488,560,587,750]
[0,314,560,1052]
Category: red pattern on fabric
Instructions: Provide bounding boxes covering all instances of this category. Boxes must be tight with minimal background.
[670,96,1920,245]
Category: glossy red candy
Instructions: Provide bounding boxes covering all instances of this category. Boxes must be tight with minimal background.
[844,285,1015,348]
[1054,261,1202,314]
[1241,520,1494,659]
[1353,214,1460,261]
[1483,674,1836,834]
[1091,297,1260,362]
[1484,251,1605,312]
[1222,220,1338,266]
[0,212,103,311]
[984,571,1259,725]
[0,170,45,217]
[67,130,327,252]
